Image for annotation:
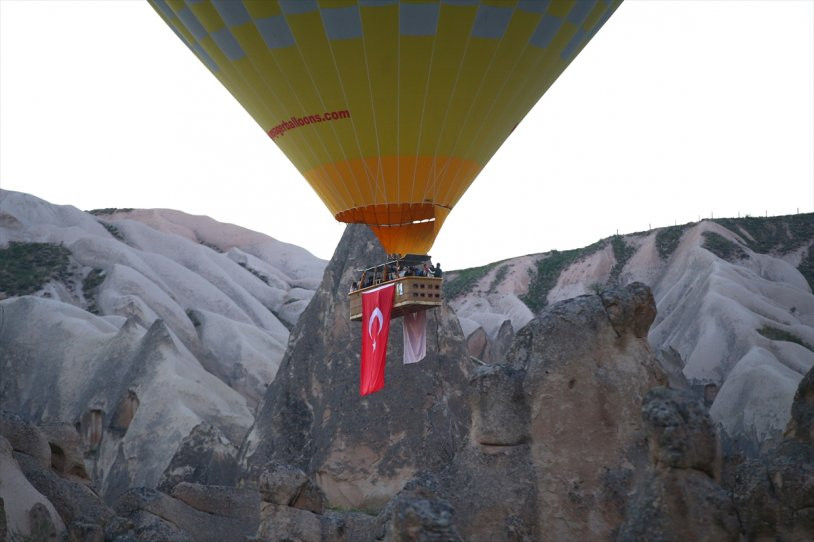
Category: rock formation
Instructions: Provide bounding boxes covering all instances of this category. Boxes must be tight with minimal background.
[242,224,472,510]
[3,190,813,540]
[618,388,740,541]
[0,189,325,499]
[447,216,814,453]
[399,283,666,540]
[729,364,814,540]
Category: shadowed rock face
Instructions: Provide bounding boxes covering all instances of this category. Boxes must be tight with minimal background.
[619,388,739,542]
[731,364,814,539]
[383,283,668,541]
[241,225,472,510]
[499,283,667,541]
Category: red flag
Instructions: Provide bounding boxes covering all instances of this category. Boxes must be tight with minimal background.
[360,284,395,396]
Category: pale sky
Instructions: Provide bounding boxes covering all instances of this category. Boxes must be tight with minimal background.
[1,0,812,270]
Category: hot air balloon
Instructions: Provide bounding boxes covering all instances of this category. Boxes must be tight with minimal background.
[149,0,621,319]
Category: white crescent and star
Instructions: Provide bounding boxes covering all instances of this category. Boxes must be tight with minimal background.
[368,307,384,351]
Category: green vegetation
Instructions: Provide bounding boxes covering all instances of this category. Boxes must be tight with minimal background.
[238,262,270,285]
[99,221,125,242]
[82,268,106,314]
[488,265,509,293]
[0,242,71,296]
[200,241,225,254]
[521,239,606,313]
[713,213,814,254]
[87,208,133,215]
[443,261,502,299]
[798,246,814,292]
[655,225,687,260]
[608,235,635,285]
[757,325,814,352]
[702,231,748,261]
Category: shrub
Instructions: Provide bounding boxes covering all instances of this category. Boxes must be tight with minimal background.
[521,239,606,313]
[87,208,133,215]
[444,261,502,299]
[238,262,270,285]
[82,268,106,314]
[0,242,71,296]
[656,225,687,260]
[99,222,125,242]
[713,213,814,254]
[757,325,814,352]
[488,265,509,293]
[608,235,635,285]
[702,231,748,261]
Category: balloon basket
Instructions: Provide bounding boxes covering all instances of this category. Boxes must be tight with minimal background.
[349,276,442,322]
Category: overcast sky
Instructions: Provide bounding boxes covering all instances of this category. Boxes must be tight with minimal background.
[1,0,812,270]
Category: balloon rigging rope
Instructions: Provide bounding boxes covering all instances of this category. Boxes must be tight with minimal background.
[359,14,385,214]
[393,15,400,229]
[435,5,518,207]
[233,29,338,208]
[410,15,440,216]
[457,6,532,202]
[291,32,360,212]
[322,16,378,211]
[424,10,474,207]
[258,18,349,213]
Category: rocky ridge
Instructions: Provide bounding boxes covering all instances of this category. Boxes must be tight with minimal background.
[447,214,814,453]
[0,189,325,500]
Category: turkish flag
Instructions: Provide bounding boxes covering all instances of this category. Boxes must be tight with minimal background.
[360,284,395,396]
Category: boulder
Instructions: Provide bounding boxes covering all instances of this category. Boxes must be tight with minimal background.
[27,503,58,541]
[66,517,104,542]
[381,486,461,542]
[242,225,472,511]
[641,387,720,477]
[114,487,255,542]
[170,482,260,522]
[256,503,322,542]
[12,450,112,529]
[319,510,378,542]
[157,423,239,493]
[618,388,739,542]
[39,422,90,480]
[125,510,193,542]
[0,436,65,538]
[257,462,326,514]
[0,411,50,468]
[258,461,309,505]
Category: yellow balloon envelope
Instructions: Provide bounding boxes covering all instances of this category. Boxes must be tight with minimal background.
[149,0,622,255]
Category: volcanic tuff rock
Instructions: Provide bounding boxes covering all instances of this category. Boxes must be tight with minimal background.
[0,434,65,539]
[411,283,667,541]
[447,215,814,452]
[241,224,472,510]
[157,423,240,493]
[618,388,740,542]
[730,364,814,540]
[0,189,325,498]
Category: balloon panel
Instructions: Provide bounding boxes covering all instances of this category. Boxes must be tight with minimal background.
[150,0,621,254]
